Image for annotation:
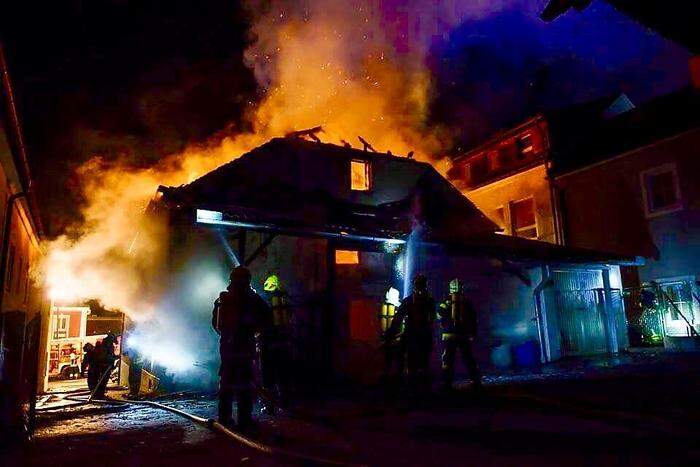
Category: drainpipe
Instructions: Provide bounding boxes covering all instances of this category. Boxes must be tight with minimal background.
[532,264,553,363]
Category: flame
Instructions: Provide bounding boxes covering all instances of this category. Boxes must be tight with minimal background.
[39,1,513,320]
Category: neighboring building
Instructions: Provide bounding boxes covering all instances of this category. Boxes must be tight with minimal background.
[449,84,700,346]
[541,0,700,54]
[0,45,48,441]
[554,87,700,344]
[448,93,636,245]
[447,115,556,243]
[152,136,632,387]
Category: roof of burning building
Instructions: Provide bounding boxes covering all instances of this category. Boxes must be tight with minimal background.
[160,136,497,240]
[159,137,636,265]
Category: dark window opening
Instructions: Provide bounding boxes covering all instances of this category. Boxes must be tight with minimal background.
[645,169,680,213]
[516,134,533,158]
[468,155,488,183]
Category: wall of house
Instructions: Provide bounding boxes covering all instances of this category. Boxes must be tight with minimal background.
[0,125,49,393]
[556,127,700,286]
[462,164,557,244]
[164,216,630,387]
[417,250,544,370]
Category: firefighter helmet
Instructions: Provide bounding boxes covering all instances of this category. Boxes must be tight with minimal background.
[264,274,281,292]
[229,266,252,285]
[413,274,428,291]
[385,287,401,307]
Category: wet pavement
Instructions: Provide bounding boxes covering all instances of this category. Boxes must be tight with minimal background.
[6,349,700,466]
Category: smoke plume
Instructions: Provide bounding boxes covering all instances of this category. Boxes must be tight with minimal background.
[40,1,515,376]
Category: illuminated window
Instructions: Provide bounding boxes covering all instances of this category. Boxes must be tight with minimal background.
[350,160,371,191]
[516,133,533,158]
[641,164,681,216]
[510,198,537,239]
[335,250,359,264]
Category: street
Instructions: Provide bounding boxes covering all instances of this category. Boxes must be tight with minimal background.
[7,350,700,466]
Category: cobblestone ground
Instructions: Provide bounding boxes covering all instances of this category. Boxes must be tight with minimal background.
[5,349,700,466]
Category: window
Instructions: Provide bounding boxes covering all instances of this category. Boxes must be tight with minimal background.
[487,150,502,172]
[350,160,371,191]
[467,155,488,183]
[510,198,537,239]
[52,314,69,339]
[6,244,15,291]
[335,250,359,264]
[657,279,696,337]
[493,206,507,233]
[641,164,682,216]
[516,133,533,158]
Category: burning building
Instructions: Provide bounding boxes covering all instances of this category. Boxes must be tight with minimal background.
[147,135,634,385]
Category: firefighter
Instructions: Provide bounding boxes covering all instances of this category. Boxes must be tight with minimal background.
[380,287,405,382]
[438,279,482,391]
[384,274,435,393]
[93,333,118,398]
[259,273,293,409]
[81,343,97,391]
[213,266,271,428]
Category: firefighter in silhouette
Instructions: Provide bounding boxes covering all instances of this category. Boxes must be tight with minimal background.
[93,332,118,398]
[438,279,482,391]
[81,342,97,391]
[384,274,435,392]
[213,266,271,428]
[260,273,292,409]
[380,287,405,382]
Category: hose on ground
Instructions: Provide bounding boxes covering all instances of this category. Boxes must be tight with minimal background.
[60,395,366,467]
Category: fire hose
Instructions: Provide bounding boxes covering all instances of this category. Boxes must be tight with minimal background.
[55,394,365,467]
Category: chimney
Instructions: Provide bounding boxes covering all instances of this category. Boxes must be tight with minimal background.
[690,56,700,90]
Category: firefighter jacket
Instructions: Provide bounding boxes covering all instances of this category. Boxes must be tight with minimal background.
[268,290,291,329]
[385,293,435,342]
[213,287,271,355]
[438,293,477,340]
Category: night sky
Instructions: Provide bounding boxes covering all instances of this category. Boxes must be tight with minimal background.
[0,0,691,234]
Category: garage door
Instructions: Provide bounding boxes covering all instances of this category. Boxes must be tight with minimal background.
[552,270,608,356]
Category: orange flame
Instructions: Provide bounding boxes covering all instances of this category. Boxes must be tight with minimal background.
[39,1,511,316]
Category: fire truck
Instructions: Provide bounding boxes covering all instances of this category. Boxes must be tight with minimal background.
[47,306,105,380]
